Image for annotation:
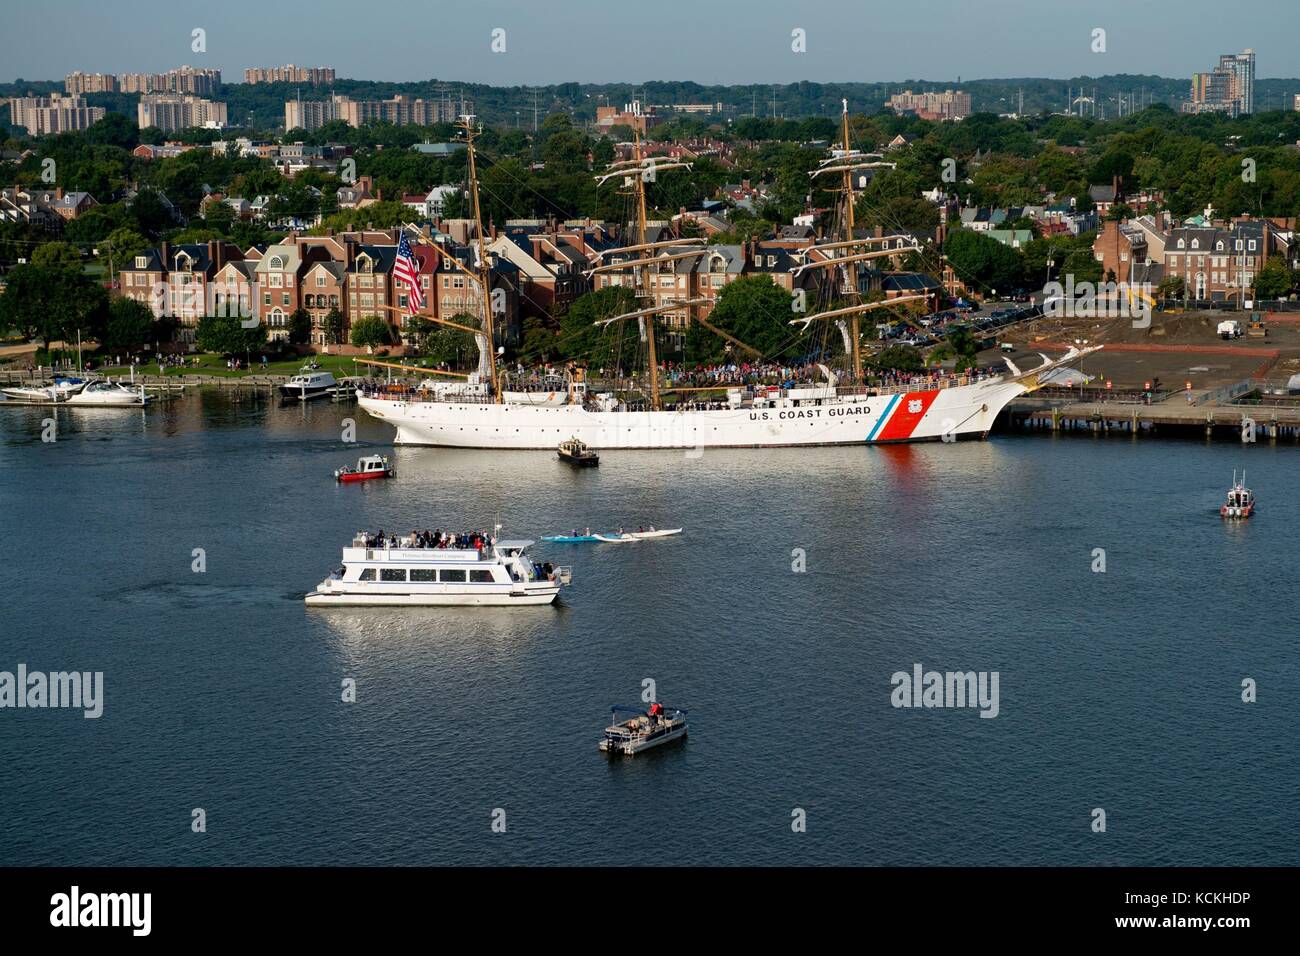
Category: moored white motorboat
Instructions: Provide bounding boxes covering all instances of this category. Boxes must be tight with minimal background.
[279,369,337,401]
[1,384,62,403]
[64,381,151,406]
[2,379,147,406]
[305,531,572,606]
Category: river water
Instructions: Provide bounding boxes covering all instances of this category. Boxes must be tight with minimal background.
[0,390,1294,865]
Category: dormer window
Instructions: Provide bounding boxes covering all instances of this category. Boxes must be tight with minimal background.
[1190,239,1199,250]
[269,255,284,270]
[1177,239,1185,249]
[134,256,148,269]
[1216,241,1224,251]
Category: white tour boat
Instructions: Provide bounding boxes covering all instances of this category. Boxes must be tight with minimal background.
[305,532,572,607]
[598,703,688,755]
[279,369,338,401]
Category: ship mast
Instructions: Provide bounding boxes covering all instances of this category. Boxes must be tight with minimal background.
[461,114,500,402]
[633,129,659,409]
[589,132,695,409]
[839,100,863,384]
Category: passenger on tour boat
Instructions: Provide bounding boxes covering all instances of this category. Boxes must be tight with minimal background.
[360,528,496,550]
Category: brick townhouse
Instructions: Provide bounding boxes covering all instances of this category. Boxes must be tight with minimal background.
[1094,214,1295,301]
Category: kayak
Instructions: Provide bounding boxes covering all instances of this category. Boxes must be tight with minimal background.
[593,534,636,543]
[629,528,682,539]
[541,534,601,543]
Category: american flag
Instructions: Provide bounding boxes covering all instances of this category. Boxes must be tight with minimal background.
[394,232,424,314]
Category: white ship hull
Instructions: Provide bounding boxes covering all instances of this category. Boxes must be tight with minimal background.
[305,586,559,607]
[359,377,1027,449]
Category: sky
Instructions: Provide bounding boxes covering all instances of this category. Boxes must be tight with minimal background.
[5,0,1299,85]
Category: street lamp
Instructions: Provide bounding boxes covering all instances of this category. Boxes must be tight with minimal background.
[1075,338,1089,399]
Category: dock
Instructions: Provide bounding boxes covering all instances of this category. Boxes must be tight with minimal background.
[1007,381,1300,440]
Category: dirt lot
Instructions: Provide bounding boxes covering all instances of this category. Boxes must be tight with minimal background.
[986,311,1300,390]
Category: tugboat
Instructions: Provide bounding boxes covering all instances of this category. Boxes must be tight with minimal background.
[557,437,599,467]
[335,455,394,483]
[1220,470,1256,518]
[598,702,688,756]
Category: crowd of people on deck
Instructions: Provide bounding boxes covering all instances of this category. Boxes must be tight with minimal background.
[351,356,1004,406]
[654,361,821,389]
[361,529,497,550]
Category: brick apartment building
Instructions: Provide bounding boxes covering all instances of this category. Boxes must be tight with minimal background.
[1093,213,1296,301]
[116,229,524,350]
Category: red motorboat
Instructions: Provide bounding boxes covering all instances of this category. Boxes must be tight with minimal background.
[335,455,394,483]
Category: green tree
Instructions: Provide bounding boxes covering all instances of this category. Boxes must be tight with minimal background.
[322,307,345,345]
[558,287,637,369]
[103,227,151,266]
[1156,275,1185,301]
[422,321,479,366]
[944,229,1025,294]
[287,307,312,346]
[102,296,156,353]
[1253,255,1293,300]
[30,242,84,269]
[685,275,795,363]
[871,344,923,372]
[0,264,107,349]
[349,314,394,349]
[196,313,267,354]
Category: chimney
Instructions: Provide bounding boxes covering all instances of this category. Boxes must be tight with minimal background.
[160,240,170,269]
[344,238,357,268]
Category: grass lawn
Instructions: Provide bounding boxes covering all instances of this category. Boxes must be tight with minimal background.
[91,353,373,378]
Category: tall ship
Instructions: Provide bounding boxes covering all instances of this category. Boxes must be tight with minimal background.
[357,109,1093,450]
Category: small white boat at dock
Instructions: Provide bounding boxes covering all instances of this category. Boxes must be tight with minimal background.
[279,369,337,401]
[1,379,149,406]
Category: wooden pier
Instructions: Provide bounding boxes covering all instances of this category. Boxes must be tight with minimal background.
[1006,393,1300,440]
